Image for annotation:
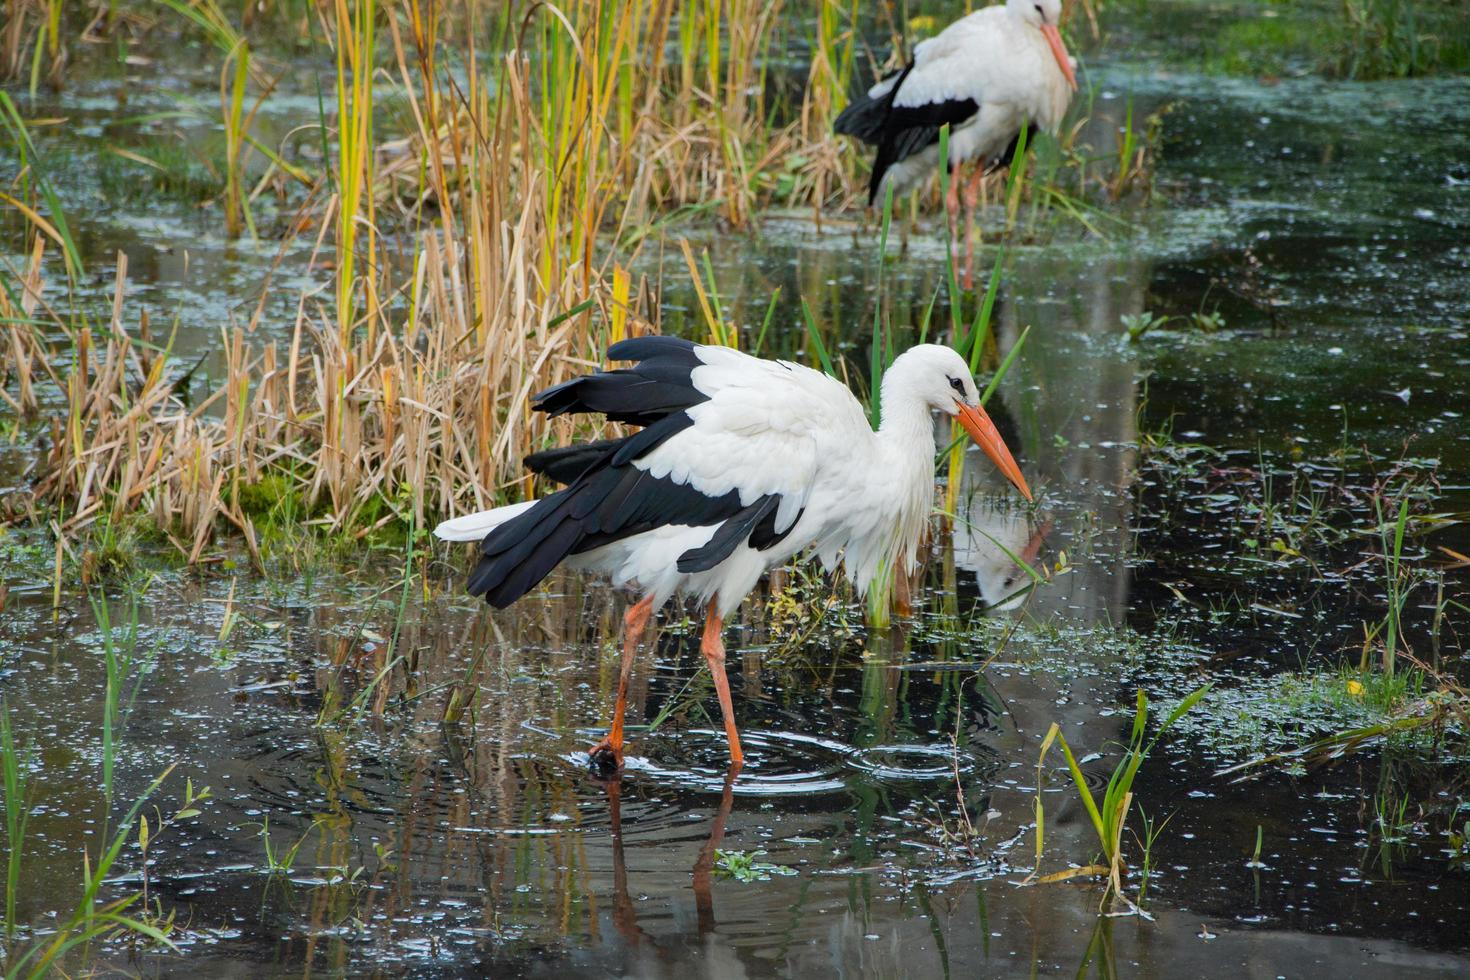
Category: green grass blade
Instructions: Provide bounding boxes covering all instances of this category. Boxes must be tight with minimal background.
[753,287,781,356]
[1054,732,1106,843]
[800,298,836,377]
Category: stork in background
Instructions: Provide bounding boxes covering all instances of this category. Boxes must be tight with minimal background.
[436,336,1034,769]
[835,0,1078,283]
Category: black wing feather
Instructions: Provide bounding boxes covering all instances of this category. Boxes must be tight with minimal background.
[868,96,979,205]
[677,495,779,573]
[465,338,789,608]
[834,58,989,205]
[524,440,620,485]
[531,335,705,427]
[833,66,907,144]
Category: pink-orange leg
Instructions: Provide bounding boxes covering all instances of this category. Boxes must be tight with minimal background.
[589,594,656,768]
[944,163,963,254]
[700,598,744,766]
[961,161,988,290]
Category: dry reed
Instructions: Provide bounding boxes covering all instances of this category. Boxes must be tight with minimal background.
[19,0,677,559]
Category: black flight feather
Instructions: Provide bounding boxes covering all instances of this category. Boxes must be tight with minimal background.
[867,96,980,204]
[464,337,789,608]
[677,495,779,573]
[750,502,803,551]
[525,440,621,485]
[832,66,908,144]
[834,60,985,205]
[531,336,706,427]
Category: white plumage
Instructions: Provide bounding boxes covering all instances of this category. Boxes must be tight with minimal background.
[836,0,1077,202]
[834,0,1078,284]
[436,337,1032,768]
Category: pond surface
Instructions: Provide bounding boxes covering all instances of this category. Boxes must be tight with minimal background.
[3,10,1470,979]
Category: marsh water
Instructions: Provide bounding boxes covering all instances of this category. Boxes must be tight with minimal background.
[4,8,1470,979]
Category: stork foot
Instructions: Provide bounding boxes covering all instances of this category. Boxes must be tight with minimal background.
[587,737,624,773]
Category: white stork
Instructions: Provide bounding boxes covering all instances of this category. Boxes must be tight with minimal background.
[835,0,1077,279]
[435,336,1033,768]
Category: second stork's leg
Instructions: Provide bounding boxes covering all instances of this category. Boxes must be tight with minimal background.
[589,593,656,768]
[962,161,986,290]
[944,161,962,252]
[700,598,744,765]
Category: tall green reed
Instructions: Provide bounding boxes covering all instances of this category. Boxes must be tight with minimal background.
[1370,495,1412,677]
[151,0,259,239]
[0,91,82,282]
[92,592,154,824]
[1,703,32,947]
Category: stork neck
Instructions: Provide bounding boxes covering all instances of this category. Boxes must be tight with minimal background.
[875,390,939,465]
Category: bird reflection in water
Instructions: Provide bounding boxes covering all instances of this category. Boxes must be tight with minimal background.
[953,434,1049,610]
[603,764,741,953]
[954,498,1050,611]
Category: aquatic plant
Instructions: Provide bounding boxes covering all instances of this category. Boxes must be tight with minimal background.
[0,703,32,947]
[1197,0,1470,79]
[713,849,797,882]
[0,92,82,283]
[26,7,659,555]
[0,241,47,420]
[0,0,66,94]
[1029,686,1209,912]
[1333,0,1470,79]
[1120,311,1171,342]
[1,766,197,977]
[256,814,317,876]
[152,0,262,239]
[1370,494,1413,677]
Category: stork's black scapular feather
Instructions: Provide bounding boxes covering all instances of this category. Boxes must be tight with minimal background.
[467,339,790,608]
[867,96,980,205]
[834,61,986,205]
[531,335,705,427]
[525,439,621,485]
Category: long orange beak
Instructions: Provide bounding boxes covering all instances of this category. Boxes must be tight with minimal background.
[1041,23,1078,91]
[957,402,1033,502]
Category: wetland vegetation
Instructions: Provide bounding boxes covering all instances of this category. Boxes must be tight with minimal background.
[1,0,1469,975]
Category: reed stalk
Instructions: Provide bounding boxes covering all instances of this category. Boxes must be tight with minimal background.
[30,0,668,552]
[1,702,31,947]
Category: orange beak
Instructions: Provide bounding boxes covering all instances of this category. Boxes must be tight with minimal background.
[957,402,1033,502]
[1041,23,1078,91]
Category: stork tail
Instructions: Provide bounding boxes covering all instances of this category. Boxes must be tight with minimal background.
[433,501,536,543]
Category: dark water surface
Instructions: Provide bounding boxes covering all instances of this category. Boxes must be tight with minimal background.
[4,15,1470,980]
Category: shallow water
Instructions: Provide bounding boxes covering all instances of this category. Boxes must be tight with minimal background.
[4,10,1470,979]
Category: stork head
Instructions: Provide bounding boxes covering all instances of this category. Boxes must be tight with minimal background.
[1009,0,1078,90]
[887,344,1033,501]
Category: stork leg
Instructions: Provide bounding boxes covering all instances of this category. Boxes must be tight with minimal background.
[944,162,962,253]
[588,593,656,769]
[701,598,744,765]
[962,162,986,290]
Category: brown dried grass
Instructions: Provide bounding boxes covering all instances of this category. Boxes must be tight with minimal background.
[20,1,677,562]
[5,0,879,562]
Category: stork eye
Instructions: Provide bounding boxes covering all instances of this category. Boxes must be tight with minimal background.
[1034,3,1044,17]
[948,377,965,394]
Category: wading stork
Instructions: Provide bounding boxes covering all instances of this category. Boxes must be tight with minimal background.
[436,336,1033,768]
[835,0,1077,281]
